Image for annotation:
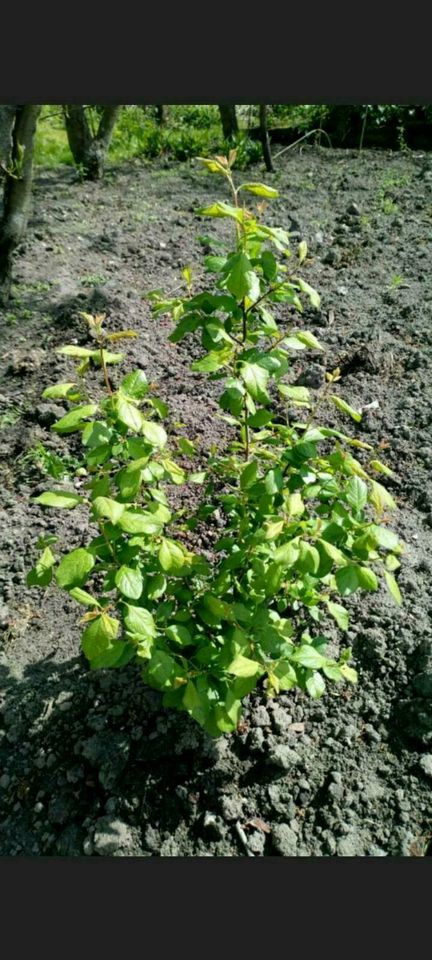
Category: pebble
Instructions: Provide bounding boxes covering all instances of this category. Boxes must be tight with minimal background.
[267,743,299,770]
[93,818,134,856]
[271,824,298,856]
[418,754,432,778]
[0,774,10,789]
[347,201,361,216]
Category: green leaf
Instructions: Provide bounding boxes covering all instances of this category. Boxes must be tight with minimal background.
[264,520,285,540]
[114,394,143,432]
[204,255,227,273]
[56,345,94,358]
[33,491,83,510]
[42,382,77,400]
[296,541,320,575]
[345,476,368,513]
[240,460,258,490]
[69,587,101,607]
[26,547,55,587]
[224,253,260,301]
[81,613,120,661]
[52,405,98,434]
[177,437,196,456]
[226,654,263,678]
[197,201,243,222]
[273,541,299,567]
[115,565,143,600]
[141,420,168,448]
[165,624,192,646]
[158,539,185,573]
[369,481,396,515]
[297,240,308,264]
[196,156,228,175]
[56,548,95,589]
[295,278,321,309]
[189,471,206,484]
[220,379,245,417]
[118,510,163,535]
[169,313,202,343]
[94,349,124,366]
[292,645,326,669]
[286,492,304,516]
[369,459,393,477]
[121,370,149,400]
[326,601,349,631]
[294,330,323,350]
[261,250,278,281]
[371,525,400,551]
[145,650,179,689]
[386,554,401,572]
[192,348,233,373]
[124,604,157,639]
[92,497,125,524]
[160,458,185,485]
[339,663,358,684]
[335,565,361,596]
[331,396,362,423]
[384,570,402,605]
[306,672,326,698]
[278,384,310,404]
[357,567,379,591]
[270,660,297,691]
[238,182,278,198]
[240,362,270,403]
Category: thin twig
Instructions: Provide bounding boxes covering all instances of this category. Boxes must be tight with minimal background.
[273,128,332,161]
[359,106,369,152]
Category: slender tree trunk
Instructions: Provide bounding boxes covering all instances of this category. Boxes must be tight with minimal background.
[259,104,274,172]
[155,105,168,125]
[0,105,16,169]
[218,104,238,140]
[63,105,121,180]
[0,105,41,303]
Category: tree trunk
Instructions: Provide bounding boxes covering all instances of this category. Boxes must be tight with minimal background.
[0,105,41,303]
[63,105,121,180]
[218,104,238,140]
[259,104,274,172]
[0,105,16,169]
[155,105,168,125]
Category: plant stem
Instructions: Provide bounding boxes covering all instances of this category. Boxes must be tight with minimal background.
[241,298,250,460]
[99,339,113,395]
[98,520,117,560]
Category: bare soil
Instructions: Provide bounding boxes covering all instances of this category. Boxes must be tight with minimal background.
[1,147,432,856]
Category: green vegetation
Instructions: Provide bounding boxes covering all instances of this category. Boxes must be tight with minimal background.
[27,154,403,737]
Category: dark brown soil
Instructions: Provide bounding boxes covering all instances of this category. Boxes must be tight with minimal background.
[1,147,432,857]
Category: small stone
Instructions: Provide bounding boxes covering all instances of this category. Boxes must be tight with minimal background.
[33,403,66,427]
[296,364,325,389]
[347,201,361,216]
[251,706,271,727]
[247,831,266,855]
[328,782,344,801]
[93,817,134,856]
[33,801,44,814]
[337,835,362,856]
[419,754,432,778]
[267,743,299,770]
[271,824,298,857]
[247,728,265,753]
[0,774,10,789]
[220,795,244,822]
